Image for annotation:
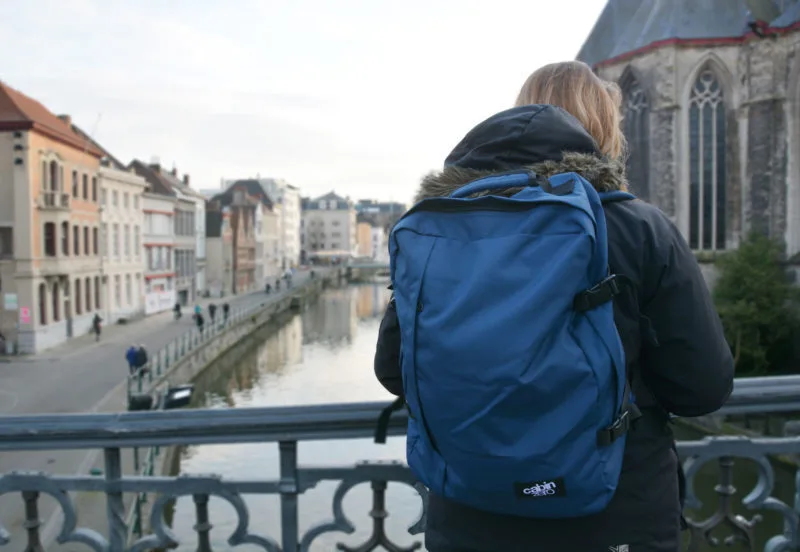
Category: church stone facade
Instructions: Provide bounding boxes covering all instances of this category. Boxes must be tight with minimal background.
[578,0,800,279]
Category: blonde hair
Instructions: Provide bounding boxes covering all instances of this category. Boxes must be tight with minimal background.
[515,61,626,160]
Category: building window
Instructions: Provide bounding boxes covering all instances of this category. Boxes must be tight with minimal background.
[621,71,650,201]
[41,161,47,191]
[75,278,82,315]
[125,274,132,305]
[93,227,99,255]
[134,225,140,257]
[689,68,727,251]
[101,188,107,205]
[43,222,56,257]
[94,276,101,309]
[0,227,12,258]
[82,174,88,199]
[52,282,60,322]
[72,170,78,197]
[112,191,118,207]
[101,223,108,257]
[92,177,98,202]
[38,283,47,326]
[112,224,119,257]
[114,275,121,307]
[73,225,79,256]
[123,193,129,209]
[124,225,130,257]
[49,161,58,191]
[83,226,89,255]
[133,195,139,210]
[85,276,92,311]
[61,222,69,255]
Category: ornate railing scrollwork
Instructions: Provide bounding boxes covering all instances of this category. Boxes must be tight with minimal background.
[1,399,800,550]
[299,461,427,552]
[679,436,800,552]
[0,472,108,552]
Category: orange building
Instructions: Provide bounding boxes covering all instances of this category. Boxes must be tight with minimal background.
[0,82,104,353]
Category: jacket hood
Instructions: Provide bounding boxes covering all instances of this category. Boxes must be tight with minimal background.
[415,104,628,203]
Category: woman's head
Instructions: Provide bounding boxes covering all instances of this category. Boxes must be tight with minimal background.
[515,61,625,160]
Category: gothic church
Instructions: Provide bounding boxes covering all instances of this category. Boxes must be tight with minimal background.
[578,0,800,277]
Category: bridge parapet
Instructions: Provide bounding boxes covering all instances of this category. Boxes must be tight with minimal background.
[1,376,800,551]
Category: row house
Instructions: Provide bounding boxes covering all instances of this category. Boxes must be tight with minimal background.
[355,215,389,262]
[131,161,206,306]
[141,191,176,314]
[220,179,281,286]
[69,125,148,324]
[223,177,301,269]
[209,185,260,294]
[205,205,233,297]
[0,82,105,353]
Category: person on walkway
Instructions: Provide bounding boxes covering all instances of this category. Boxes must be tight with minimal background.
[222,302,230,324]
[125,345,138,375]
[373,60,735,552]
[208,303,217,324]
[92,313,103,342]
[135,344,149,374]
[174,302,182,320]
[194,304,202,317]
[195,311,205,333]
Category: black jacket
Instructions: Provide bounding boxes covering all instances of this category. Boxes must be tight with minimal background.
[373,105,734,552]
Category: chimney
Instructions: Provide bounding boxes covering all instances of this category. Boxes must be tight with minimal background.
[183,174,190,186]
[57,114,72,126]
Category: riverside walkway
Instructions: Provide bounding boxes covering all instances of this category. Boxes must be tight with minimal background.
[0,271,318,551]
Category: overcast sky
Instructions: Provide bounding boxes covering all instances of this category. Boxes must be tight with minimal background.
[0,0,606,204]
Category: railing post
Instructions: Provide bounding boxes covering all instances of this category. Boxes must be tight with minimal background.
[21,491,45,552]
[104,447,127,551]
[193,494,213,552]
[279,440,299,552]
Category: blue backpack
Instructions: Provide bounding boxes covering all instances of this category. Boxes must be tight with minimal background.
[379,170,641,518]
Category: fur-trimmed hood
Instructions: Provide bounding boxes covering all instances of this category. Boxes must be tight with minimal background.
[414,104,628,203]
[414,152,627,203]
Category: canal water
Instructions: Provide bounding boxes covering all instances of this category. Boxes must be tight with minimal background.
[170,283,795,552]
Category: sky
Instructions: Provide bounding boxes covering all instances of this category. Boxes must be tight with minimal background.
[0,0,607,205]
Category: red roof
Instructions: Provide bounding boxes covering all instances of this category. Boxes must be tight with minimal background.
[0,81,103,157]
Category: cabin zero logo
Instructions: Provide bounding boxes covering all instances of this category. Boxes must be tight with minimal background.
[523,481,557,496]
[608,545,629,552]
[514,477,567,499]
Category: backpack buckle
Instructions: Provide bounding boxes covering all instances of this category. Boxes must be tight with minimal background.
[597,409,631,447]
[573,275,621,312]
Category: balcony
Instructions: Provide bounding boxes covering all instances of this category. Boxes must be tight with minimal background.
[37,191,71,210]
[1,376,800,551]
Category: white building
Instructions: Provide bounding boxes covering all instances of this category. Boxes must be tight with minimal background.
[371,226,388,262]
[141,191,176,315]
[301,191,358,261]
[98,158,147,323]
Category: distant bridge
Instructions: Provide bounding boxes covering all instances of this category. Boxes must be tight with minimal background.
[347,262,390,270]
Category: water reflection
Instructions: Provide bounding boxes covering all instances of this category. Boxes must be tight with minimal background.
[173,283,797,552]
[172,284,414,552]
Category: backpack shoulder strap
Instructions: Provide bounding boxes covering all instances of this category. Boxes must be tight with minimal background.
[598,190,636,204]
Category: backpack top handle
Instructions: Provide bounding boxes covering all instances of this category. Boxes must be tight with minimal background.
[449,170,573,199]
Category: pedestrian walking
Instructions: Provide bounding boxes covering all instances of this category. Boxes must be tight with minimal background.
[92,313,103,342]
[125,345,138,375]
[209,303,217,324]
[222,302,230,324]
